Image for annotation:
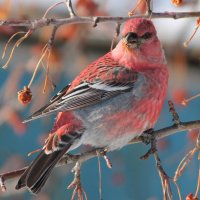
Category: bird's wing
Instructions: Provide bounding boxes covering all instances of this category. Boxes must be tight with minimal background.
[23,84,71,122]
[24,53,139,123]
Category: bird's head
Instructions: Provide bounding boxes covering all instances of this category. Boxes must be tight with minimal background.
[112,18,166,69]
[122,18,156,50]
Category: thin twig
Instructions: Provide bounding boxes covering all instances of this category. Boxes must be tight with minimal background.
[41,59,56,92]
[182,93,200,106]
[66,0,76,18]
[27,148,43,157]
[43,25,58,92]
[48,25,59,47]
[68,161,87,200]
[0,177,6,192]
[110,23,121,51]
[100,149,112,169]
[195,167,200,198]
[27,44,48,88]
[173,133,200,200]
[174,181,182,200]
[184,20,200,47]
[28,26,58,89]
[145,0,152,15]
[168,100,181,125]
[154,151,173,200]
[43,1,66,19]
[42,25,58,92]
[97,151,103,200]
[174,132,200,183]
[174,147,197,182]
[2,30,32,69]
[2,31,26,59]
[139,127,173,200]
[42,49,51,93]
[128,0,145,16]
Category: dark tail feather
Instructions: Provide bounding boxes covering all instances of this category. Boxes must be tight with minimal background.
[16,145,71,194]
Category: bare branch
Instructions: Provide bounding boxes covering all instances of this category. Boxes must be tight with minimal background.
[1,11,200,28]
[0,1,200,194]
[26,25,58,91]
[130,120,200,144]
[145,0,152,15]
[66,0,76,17]
[1,115,200,192]
[42,1,66,19]
[174,132,200,182]
[0,177,6,192]
[195,168,200,198]
[168,100,181,125]
[110,23,121,51]
[2,29,32,69]
[154,151,173,200]
[67,162,87,200]
[97,151,103,200]
[48,25,59,47]
[1,95,200,193]
[139,127,173,199]
[182,92,200,106]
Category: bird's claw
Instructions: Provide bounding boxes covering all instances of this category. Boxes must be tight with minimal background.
[140,128,157,160]
[140,128,154,145]
[140,146,157,160]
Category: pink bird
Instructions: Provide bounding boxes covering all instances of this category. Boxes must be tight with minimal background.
[16,18,168,194]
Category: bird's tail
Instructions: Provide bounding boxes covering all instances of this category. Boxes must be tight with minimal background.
[15,144,71,194]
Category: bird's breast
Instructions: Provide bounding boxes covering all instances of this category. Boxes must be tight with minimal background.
[72,67,168,150]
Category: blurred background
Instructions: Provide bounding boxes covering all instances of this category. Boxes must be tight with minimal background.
[0,0,200,199]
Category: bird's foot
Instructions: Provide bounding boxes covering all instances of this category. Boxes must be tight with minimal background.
[140,145,157,160]
[140,128,157,160]
[140,128,154,145]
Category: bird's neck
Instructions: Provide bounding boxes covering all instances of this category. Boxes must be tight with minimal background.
[112,40,167,70]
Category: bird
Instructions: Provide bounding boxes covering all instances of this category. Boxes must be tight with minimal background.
[16,18,169,194]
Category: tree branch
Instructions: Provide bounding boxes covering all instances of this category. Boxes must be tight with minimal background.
[0,117,200,192]
[145,0,152,15]
[1,11,200,28]
[1,1,200,195]
[66,0,76,17]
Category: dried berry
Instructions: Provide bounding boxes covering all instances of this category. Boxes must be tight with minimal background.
[171,0,183,6]
[196,17,200,26]
[186,193,198,200]
[17,86,32,105]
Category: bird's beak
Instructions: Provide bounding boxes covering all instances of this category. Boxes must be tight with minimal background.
[123,33,142,50]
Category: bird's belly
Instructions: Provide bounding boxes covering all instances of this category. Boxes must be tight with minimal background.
[72,88,161,151]
[71,92,130,149]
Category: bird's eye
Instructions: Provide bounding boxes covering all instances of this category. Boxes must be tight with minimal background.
[125,32,138,43]
[142,32,152,39]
